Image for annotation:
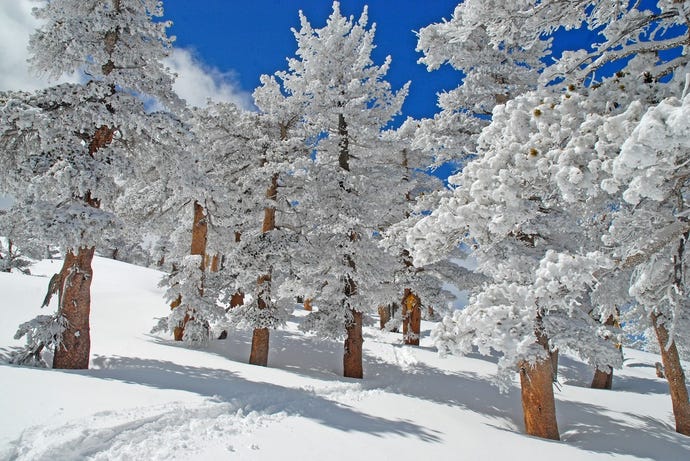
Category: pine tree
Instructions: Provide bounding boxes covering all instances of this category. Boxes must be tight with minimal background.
[261,2,409,378]
[403,0,690,439]
[0,0,181,368]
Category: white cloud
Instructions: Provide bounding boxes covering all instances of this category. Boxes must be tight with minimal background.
[0,0,78,91]
[164,48,254,111]
[0,1,253,110]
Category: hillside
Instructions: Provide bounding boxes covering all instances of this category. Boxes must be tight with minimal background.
[1,257,689,460]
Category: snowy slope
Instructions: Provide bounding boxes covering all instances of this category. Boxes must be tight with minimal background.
[1,257,689,460]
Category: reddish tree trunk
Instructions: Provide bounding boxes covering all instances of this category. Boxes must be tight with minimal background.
[52,247,95,369]
[591,314,617,390]
[190,201,208,262]
[519,325,560,440]
[173,201,208,341]
[402,289,421,346]
[52,120,115,368]
[344,309,363,379]
[591,366,614,390]
[550,348,559,381]
[519,355,560,440]
[230,292,244,308]
[249,327,270,366]
[209,253,220,272]
[304,298,313,311]
[653,313,690,436]
[378,303,399,332]
[250,274,271,366]
[250,174,278,366]
[378,305,391,329]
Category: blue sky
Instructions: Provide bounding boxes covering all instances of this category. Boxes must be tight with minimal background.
[0,1,600,121]
[162,0,462,120]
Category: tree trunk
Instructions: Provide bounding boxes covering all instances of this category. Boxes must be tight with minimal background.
[591,365,614,390]
[249,327,270,366]
[173,201,208,341]
[591,314,617,390]
[190,201,208,262]
[344,309,363,379]
[550,348,559,381]
[52,247,95,369]
[209,253,220,272]
[52,119,114,368]
[230,292,244,308]
[402,289,421,346]
[250,274,271,366]
[652,313,690,435]
[336,113,363,378]
[519,323,560,440]
[304,298,313,311]
[379,303,399,332]
[378,305,391,329]
[519,355,560,440]
[250,174,279,366]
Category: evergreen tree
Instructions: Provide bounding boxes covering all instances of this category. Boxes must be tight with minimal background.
[0,0,181,368]
[261,2,409,378]
[401,0,690,439]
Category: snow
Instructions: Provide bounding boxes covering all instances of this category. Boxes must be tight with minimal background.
[1,256,690,460]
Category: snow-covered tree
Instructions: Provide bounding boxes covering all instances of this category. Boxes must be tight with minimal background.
[538,0,690,436]
[263,2,409,378]
[381,124,477,343]
[408,88,631,440]
[142,102,259,345]
[172,98,306,364]
[402,0,690,439]
[598,90,690,435]
[0,0,181,369]
[412,0,547,164]
[0,235,32,275]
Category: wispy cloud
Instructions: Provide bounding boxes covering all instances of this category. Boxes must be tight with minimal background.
[0,1,254,111]
[0,1,78,91]
[164,48,254,111]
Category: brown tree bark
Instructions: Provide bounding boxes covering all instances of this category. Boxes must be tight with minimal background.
[378,305,391,329]
[173,201,208,341]
[591,365,614,390]
[378,303,399,332]
[209,254,220,272]
[249,273,271,366]
[550,348,559,382]
[249,327,270,365]
[304,298,313,311]
[52,247,95,369]
[190,201,208,261]
[591,314,618,390]
[402,289,421,346]
[228,231,244,309]
[52,117,115,367]
[652,313,690,435]
[344,309,363,379]
[249,173,279,366]
[336,113,364,378]
[519,324,560,440]
[519,355,560,440]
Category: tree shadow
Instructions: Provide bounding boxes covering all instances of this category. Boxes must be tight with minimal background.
[146,319,690,458]
[557,354,670,394]
[558,400,690,459]
[88,354,441,443]
[191,324,525,431]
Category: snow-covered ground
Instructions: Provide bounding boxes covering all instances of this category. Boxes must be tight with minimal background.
[1,256,689,460]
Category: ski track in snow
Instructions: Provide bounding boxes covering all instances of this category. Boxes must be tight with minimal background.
[5,400,285,461]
